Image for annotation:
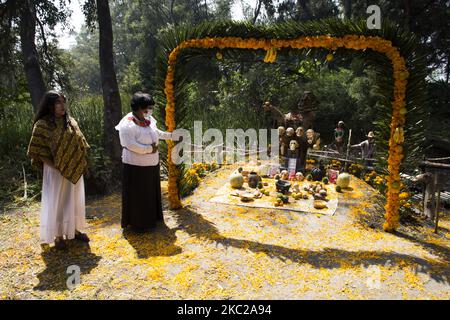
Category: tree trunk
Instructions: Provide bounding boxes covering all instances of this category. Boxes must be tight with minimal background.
[297,0,312,20]
[170,0,176,25]
[252,0,263,24]
[402,0,411,31]
[96,0,122,174]
[19,0,46,113]
[446,55,449,84]
[343,0,351,19]
[424,173,436,220]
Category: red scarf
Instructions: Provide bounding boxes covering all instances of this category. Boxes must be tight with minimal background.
[128,114,151,127]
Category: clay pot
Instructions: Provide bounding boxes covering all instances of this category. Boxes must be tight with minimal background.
[276,180,291,194]
[248,171,261,188]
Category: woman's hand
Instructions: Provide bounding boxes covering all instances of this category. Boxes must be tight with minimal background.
[169,132,183,142]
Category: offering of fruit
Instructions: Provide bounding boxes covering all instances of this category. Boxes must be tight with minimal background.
[336,185,342,193]
[274,199,283,207]
[322,177,329,184]
[313,200,327,210]
[313,193,325,200]
[292,193,302,200]
[306,174,313,181]
[257,182,263,189]
[276,193,289,204]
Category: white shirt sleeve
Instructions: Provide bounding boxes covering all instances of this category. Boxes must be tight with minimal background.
[148,115,175,141]
[156,129,174,141]
[119,125,153,155]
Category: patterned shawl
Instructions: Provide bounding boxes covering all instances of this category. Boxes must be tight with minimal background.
[27,115,90,184]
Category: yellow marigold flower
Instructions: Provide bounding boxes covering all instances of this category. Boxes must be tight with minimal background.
[187,168,197,176]
[399,192,409,200]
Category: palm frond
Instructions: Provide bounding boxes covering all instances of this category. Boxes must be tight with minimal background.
[154,19,429,196]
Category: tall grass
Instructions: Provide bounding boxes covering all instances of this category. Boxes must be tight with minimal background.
[69,95,114,195]
[0,93,132,210]
[0,102,37,209]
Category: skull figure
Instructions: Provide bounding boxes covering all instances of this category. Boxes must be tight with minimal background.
[278,126,286,136]
[295,172,304,182]
[296,127,305,137]
[306,129,315,142]
[306,129,321,150]
[280,170,289,180]
[286,127,295,137]
[289,139,299,151]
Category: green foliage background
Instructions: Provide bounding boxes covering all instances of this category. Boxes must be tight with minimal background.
[152,19,429,194]
[0,0,448,207]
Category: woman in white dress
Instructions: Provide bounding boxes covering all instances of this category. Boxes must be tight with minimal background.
[27,91,90,250]
[115,92,179,231]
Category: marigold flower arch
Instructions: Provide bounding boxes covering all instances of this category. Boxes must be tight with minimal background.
[163,35,409,232]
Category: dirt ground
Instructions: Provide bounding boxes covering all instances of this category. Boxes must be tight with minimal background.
[0,164,449,299]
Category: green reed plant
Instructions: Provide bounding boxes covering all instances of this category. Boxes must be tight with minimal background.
[0,93,132,209]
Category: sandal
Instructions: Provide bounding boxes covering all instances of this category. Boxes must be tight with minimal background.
[54,238,67,250]
[75,231,90,243]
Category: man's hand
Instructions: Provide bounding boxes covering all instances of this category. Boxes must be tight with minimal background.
[151,143,158,153]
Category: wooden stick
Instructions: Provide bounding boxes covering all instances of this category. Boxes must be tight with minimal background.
[422,184,426,215]
[435,177,441,234]
[345,129,352,170]
[426,156,450,161]
[421,161,450,170]
[22,164,27,200]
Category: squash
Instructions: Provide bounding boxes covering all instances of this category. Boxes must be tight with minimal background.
[229,173,244,189]
[336,172,351,189]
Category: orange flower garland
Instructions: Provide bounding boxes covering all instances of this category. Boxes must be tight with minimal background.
[164,35,409,232]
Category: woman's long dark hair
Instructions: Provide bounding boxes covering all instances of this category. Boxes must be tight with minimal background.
[34,90,69,129]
